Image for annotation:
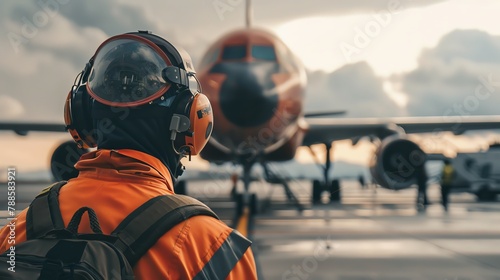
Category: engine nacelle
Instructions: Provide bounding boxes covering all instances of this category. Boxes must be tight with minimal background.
[370,135,427,190]
[50,141,89,182]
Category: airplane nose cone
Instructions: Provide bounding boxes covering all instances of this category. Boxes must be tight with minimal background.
[218,64,279,127]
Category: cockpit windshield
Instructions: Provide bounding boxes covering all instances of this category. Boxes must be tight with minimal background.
[222,45,246,60]
[251,45,276,61]
[221,45,277,62]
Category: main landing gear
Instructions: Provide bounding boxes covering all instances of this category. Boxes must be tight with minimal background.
[309,143,342,204]
[232,158,308,235]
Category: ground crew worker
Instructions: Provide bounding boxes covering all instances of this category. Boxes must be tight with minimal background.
[416,165,429,210]
[440,159,454,211]
[358,174,366,190]
[0,31,257,279]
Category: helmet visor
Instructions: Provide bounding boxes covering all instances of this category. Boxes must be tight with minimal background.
[87,38,170,107]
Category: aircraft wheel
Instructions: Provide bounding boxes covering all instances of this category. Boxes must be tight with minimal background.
[312,180,322,204]
[330,179,341,202]
[174,180,187,195]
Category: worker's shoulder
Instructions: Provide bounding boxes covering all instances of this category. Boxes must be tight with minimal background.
[185,213,228,229]
[152,211,232,258]
[153,195,230,240]
[164,195,226,235]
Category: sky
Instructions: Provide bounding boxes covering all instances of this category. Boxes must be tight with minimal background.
[1,0,500,171]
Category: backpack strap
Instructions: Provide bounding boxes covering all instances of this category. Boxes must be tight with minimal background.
[111,194,219,266]
[26,181,67,240]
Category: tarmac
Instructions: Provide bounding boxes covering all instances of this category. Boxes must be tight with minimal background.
[1,179,500,280]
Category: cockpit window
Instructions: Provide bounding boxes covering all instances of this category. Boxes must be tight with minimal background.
[251,45,276,61]
[222,45,246,60]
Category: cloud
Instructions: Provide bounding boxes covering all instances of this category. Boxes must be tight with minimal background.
[113,0,447,64]
[5,0,156,37]
[396,29,500,116]
[253,0,446,23]
[0,0,169,122]
[0,0,211,122]
[0,1,493,123]
[125,0,445,28]
[0,95,25,119]
[0,11,109,122]
[306,62,406,117]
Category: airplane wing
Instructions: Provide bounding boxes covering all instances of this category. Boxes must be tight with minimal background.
[302,115,500,146]
[3,115,499,142]
[304,110,346,117]
[0,122,66,136]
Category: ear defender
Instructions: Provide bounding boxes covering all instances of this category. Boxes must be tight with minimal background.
[169,89,213,157]
[64,64,97,149]
[186,93,213,155]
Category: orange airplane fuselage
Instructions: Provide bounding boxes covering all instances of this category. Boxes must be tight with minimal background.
[197,28,307,163]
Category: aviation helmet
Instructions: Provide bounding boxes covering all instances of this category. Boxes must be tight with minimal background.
[64,31,213,157]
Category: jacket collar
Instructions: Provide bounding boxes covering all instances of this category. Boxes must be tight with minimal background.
[75,149,174,191]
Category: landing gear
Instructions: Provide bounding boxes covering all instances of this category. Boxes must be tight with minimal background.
[312,179,341,204]
[476,185,497,202]
[312,180,322,204]
[309,143,342,204]
[232,159,305,234]
[330,179,341,202]
[262,162,304,212]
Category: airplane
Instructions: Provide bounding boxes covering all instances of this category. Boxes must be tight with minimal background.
[2,0,500,229]
[191,0,500,211]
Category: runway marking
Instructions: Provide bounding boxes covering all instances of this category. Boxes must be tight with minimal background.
[236,206,250,237]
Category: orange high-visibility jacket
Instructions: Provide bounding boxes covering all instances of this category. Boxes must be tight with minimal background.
[0,149,257,279]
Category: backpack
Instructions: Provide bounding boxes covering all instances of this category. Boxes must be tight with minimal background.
[0,181,219,279]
